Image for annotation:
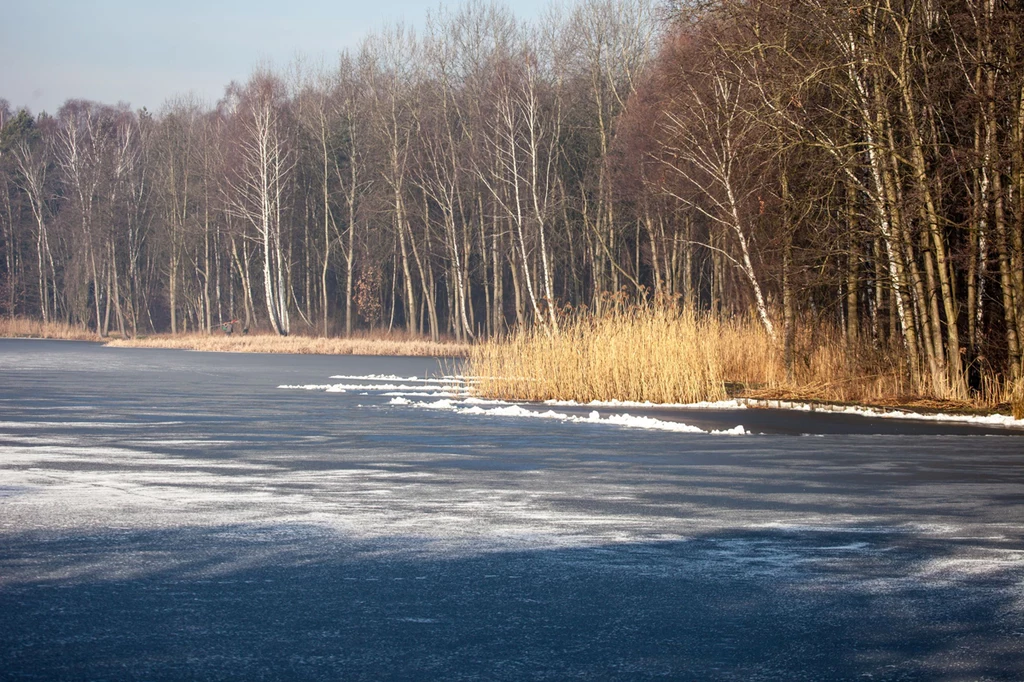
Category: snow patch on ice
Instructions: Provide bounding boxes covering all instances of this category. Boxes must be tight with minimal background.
[544,398,749,410]
[598,411,747,435]
[280,373,470,396]
[543,396,1022,427]
[281,382,463,393]
[330,373,464,385]
[278,384,339,391]
[392,398,748,435]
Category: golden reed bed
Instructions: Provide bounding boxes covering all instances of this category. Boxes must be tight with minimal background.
[105,333,471,357]
[470,307,899,405]
[472,308,727,405]
[0,317,99,341]
[470,307,1024,417]
[0,318,469,357]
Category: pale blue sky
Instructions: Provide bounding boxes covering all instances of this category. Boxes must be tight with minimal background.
[1,0,551,115]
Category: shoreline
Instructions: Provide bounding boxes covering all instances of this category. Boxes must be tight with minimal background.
[103,333,471,358]
[537,396,1023,428]
[0,333,470,357]
[2,334,1019,422]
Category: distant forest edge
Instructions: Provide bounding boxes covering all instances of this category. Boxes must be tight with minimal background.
[1,0,1023,402]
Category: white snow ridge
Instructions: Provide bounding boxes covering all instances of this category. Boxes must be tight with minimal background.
[388,397,749,435]
[284,371,1024,433]
[282,373,752,434]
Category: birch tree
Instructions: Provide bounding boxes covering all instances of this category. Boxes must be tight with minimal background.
[226,72,294,336]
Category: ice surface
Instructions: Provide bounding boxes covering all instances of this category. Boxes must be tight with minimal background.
[3,343,1024,682]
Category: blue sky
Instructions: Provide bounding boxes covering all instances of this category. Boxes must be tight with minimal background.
[1,0,551,115]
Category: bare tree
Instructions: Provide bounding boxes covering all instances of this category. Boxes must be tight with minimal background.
[225,72,295,336]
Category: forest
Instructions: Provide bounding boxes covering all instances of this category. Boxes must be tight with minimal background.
[1,0,1023,402]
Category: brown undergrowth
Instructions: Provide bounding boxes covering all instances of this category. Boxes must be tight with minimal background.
[0,317,98,341]
[1011,378,1024,420]
[470,306,1018,414]
[471,308,726,404]
[1,317,469,357]
[105,331,471,357]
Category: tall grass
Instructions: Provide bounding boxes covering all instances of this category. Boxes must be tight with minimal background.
[472,308,726,404]
[719,314,914,404]
[1011,377,1024,420]
[470,306,1003,409]
[0,317,97,341]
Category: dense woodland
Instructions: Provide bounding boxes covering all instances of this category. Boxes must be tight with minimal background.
[1,0,1023,399]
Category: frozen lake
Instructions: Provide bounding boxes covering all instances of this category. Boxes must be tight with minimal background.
[1,339,1023,680]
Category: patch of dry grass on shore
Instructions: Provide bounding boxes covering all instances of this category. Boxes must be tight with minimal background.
[0,317,98,341]
[105,332,471,357]
[472,308,727,404]
[1011,378,1024,420]
[470,306,1014,412]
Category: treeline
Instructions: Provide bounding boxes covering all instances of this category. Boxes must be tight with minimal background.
[0,0,1022,399]
[631,0,1024,398]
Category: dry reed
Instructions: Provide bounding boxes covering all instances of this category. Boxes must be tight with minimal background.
[1011,377,1024,420]
[105,332,471,357]
[470,306,1013,411]
[0,317,97,341]
[472,308,726,404]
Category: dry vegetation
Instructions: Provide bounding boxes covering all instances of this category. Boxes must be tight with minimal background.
[0,317,98,341]
[1012,379,1024,420]
[472,308,726,404]
[0,317,469,356]
[471,307,1020,414]
[105,331,471,357]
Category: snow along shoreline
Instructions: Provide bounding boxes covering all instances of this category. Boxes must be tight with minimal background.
[388,397,749,435]
[278,373,1024,431]
[544,397,1024,429]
